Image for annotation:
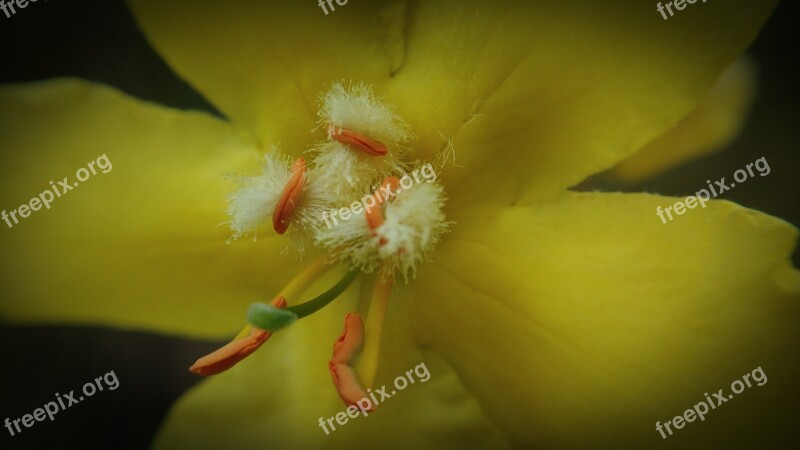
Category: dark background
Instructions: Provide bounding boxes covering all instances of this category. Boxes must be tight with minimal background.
[0,1,798,449]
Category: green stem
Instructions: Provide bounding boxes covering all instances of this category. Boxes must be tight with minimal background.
[247,268,359,332]
[287,268,359,318]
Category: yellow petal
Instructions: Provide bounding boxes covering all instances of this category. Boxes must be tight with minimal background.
[127,0,408,152]
[612,58,757,182]
[153,270,509,449]
[382,1,777,207]
[402,192,799,448]
[0,79,305,338]
[128,0,777,206]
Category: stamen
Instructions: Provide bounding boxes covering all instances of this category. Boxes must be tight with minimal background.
[329,313,374,410]
[189,296,287,376]
[272,157,306,234]
[329,126,388,156]
[355,271,393,388]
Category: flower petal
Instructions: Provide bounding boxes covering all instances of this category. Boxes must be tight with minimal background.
[152,271,509,449]
[402,192,800,448]
[612,58,758,182]
[382,0,777,206]
[127,0,408,152]
[128,0,777,205]
[0,79,305,338]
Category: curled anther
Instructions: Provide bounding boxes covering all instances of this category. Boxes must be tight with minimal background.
[189,296,287,376]
[329,313,375,410]
[272,158,306,234]
[329,125,388,156]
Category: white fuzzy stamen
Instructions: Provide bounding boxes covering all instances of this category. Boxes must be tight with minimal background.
[225,150,351,250]
[312,81,412,198]
[319,81,412,149]
[290,164,353,241]
[377,181,449,278]
[226,151,291,241]
[316,164,449,281]
[307,141,404,200]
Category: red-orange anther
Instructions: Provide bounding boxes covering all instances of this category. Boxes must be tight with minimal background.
[329,126,388,156]
[189,296,287,376]
[365,177,400,245]
[272,158,306,234]
[328,313,375,410]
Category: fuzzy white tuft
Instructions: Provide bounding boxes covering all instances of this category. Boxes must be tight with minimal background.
[377,181,449,280]
[226,151,291,241]
[289,164,354,244]
[307,141,404,200]
[225,150,352,252]
[316,168,449,282]
[318,81,412,149]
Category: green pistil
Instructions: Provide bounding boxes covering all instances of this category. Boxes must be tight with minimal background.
[247,268,359,332]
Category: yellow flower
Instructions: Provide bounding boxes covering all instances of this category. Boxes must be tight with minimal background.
[1,1,797,449]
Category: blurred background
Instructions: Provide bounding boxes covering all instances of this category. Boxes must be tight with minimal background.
[0,0,797,448]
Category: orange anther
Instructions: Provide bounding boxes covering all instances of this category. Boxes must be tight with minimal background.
[272,158,306,234]
[328,313,375,410]
[365,194,385,231]
[329,126,388,156]
[189,296,287,376]
[381,176,401,194]
[365,177,400,245]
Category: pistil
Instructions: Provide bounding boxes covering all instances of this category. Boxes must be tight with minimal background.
[247,268,359,331]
